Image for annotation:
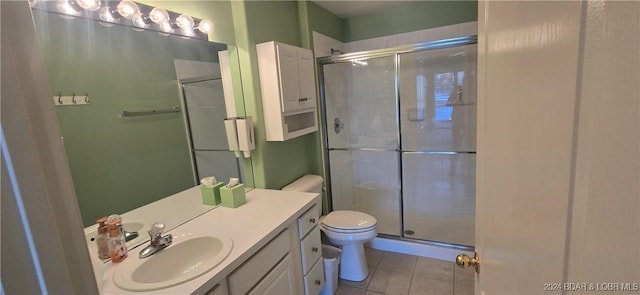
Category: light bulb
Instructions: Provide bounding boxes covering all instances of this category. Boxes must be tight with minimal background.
[98,6,120,22]
[175,14,194,29]
[98,6,118,22]
[149,7,169,24]
[76,0,100,11]
[160,21,174,33]
[132,13,148,28]
[197,19,213,34]
[58,0,81,15]
[117,0,139,19]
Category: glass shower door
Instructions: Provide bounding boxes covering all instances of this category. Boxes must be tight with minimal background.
[399,44,477,246]
[323,56,402,236]
[182,78,243,183]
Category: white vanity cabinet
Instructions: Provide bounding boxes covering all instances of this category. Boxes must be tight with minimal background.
[224,204,325,295]
[257,41,318,141]
[98,189,323,295]
[297,205,325,295]
[227,228,296,295]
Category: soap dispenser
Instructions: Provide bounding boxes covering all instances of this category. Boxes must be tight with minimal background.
[95,217,110,259]
[107,221,128,263]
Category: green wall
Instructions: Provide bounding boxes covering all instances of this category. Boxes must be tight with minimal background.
[37,0,479,224]
[33,11,226,226]
[232,1,319,190]
[343,1,478,42]
[307,1,345,42]
[138,0,236,45]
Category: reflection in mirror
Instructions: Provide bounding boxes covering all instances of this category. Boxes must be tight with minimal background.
[31,7,252,236]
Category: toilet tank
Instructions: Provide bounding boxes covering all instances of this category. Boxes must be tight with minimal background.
[282,174,323,193]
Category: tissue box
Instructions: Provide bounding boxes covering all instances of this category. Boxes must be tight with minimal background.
[201,182,225,206]
[220,184,246,208]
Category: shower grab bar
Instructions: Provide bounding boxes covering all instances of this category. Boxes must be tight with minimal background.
[121,107,181,117]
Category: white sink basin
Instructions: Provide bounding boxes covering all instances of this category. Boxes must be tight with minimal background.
[113,233,233,291]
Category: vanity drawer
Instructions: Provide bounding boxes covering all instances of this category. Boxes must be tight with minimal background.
[300,227,322,275]
[303,258,325,295]
[228,228,291,295]
[297,205,319,238]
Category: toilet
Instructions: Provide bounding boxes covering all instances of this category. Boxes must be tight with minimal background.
[282,175,378,282]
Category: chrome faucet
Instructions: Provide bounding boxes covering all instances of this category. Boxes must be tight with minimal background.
[105,214,138,242]
[119,223,139,242]
[139,222,173,259]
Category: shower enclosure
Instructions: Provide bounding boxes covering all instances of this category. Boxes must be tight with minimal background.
[181,77,244,184]
[319,36,477,248]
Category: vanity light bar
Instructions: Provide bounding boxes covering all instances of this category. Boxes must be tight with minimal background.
[31,0,212,40]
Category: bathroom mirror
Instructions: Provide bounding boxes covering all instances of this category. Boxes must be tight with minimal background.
[31,8,253,232]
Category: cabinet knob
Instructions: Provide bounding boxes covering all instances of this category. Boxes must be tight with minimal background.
[315,280,322,285]
[312,246,318,252]
[309,218,316,224]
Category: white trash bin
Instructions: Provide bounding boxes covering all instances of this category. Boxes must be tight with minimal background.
[319,244,342,295]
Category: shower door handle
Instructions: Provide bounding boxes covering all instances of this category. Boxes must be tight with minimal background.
[334,117,344,134]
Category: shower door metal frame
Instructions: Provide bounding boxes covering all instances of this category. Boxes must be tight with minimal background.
[178,76,244,185]
[317,35,478,250]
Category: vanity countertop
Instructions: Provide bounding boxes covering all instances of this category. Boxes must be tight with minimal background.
[98,188,320,294]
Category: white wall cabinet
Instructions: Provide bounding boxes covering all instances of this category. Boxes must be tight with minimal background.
[257,41,318,141]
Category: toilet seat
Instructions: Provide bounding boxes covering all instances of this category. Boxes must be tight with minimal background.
[321,223,376,234]
[320,210,377,233]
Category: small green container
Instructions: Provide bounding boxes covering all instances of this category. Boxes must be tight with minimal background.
[201,182,225,206]
[220,184,246,208]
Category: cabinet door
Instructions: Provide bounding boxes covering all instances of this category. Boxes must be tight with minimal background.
[276,44,301,113]
[248,254,295,295]
[204,280,229,295]
[297,48,316,111]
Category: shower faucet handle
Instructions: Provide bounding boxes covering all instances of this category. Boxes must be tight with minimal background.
[334,118,344,134]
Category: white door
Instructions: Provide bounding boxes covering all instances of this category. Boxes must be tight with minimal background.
[473,1,640,294]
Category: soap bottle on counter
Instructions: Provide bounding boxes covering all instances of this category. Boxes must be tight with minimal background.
[107,221,128,263]
[95,217,110,259]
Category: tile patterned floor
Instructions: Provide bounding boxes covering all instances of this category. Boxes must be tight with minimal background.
[334,247,474,295]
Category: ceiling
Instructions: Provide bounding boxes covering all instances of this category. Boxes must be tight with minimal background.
[312,1,413,18]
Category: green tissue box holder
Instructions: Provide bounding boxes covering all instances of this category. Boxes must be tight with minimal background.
[201,182,225,206]
[220,184,246,208]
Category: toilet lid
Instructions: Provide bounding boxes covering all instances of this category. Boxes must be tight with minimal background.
[322,210,377,230]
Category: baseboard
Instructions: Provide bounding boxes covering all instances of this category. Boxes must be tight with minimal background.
[366,237,474,262]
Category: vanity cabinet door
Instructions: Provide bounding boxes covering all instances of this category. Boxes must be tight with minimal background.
[248,254,295,295]
[228,229,291,294]
[204,280,229,295]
